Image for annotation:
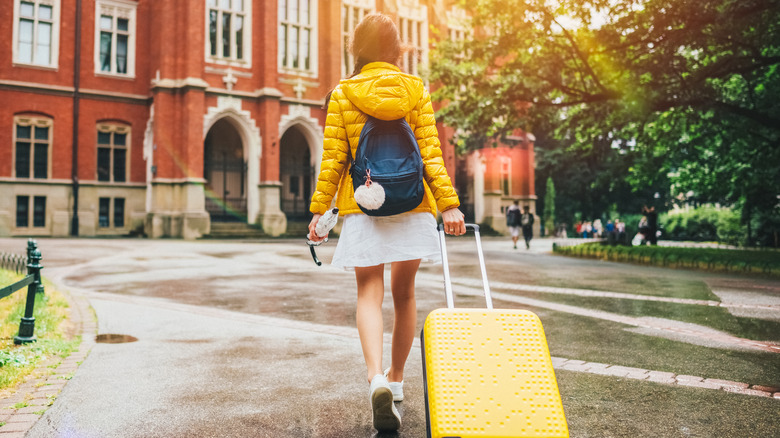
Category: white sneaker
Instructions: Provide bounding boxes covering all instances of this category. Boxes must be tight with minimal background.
[369,374,401,431]
[384,368,404,401]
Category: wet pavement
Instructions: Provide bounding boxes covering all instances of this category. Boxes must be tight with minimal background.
[0,236,778,437]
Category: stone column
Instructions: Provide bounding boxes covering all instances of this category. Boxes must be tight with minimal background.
[145,180,210,239]
[482,191,506,233]
[257,182,286,236]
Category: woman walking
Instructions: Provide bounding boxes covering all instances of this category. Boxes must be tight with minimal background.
[308,13,465,432]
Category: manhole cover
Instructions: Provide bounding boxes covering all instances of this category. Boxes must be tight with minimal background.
[95,334,138,344]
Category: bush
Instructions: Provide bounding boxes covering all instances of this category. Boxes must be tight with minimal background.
[662,206,743,244]
[716,209,744,246]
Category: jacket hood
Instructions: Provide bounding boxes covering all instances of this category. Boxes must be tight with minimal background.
[340,62,425,120]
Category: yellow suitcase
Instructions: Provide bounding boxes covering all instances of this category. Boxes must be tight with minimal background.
[421,224,569,438]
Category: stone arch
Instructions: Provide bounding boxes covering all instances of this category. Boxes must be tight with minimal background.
[278,104,324,173]
[278,105,324,223]
[203,97,262,224]
[279,127,313,220]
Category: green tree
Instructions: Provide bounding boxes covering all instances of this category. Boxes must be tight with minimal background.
[533,120,666,230]
[430,0,780,245]
[543,177,556,235]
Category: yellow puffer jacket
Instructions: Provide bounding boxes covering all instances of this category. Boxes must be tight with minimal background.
[309,62,460,217]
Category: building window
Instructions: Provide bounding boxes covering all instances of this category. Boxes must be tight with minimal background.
[99,198,110,227]
[500,157,512,196]
[95,0,136,76]
[207,0,250,64]
[449,27,465,41]
[114,198,125,227]
[446,6,469,43]
[398,17,426,76]
[341,1,374,77]
[16,196,29,228]
[279,0,317,74]
[14,116,51,179]
[97,124,129,183]
[99,197,125,228]
[13,0,60,67]
[16,196,46,228]
[33,196,46,227]
[397,1,427,76]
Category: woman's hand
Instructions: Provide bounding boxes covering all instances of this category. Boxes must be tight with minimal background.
[442,207,466,235]
[308,214,327,242]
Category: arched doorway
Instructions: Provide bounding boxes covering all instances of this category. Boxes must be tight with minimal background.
[279,126,313,221]
[204,118,246,222]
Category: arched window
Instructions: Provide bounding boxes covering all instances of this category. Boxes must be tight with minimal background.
[14,115,52,180]
[500,156,512,196]
[96,123,130,183]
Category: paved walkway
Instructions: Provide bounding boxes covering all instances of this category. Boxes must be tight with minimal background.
[0,237,778,437]
[1,274,777,437]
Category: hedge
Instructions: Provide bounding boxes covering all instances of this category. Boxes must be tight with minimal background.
[552,242,780,277]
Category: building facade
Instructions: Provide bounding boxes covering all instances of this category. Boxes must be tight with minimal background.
[456,130,539,235]
[0,0,533,239]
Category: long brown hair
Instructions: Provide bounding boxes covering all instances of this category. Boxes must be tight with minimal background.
[324,13,402,108]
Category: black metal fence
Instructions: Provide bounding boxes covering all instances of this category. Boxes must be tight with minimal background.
[0,239,45,344]
[0,250,27,274]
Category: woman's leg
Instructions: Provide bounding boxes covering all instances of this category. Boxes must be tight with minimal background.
[355,264,386,383]
[386,259,421,383]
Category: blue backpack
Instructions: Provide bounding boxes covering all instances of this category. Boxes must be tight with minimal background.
[350,116,425,216]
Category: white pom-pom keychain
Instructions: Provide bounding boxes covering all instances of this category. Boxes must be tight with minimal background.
[354,169,385,210]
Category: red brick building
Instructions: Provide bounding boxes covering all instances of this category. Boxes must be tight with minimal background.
[0,0,535,238]
[457,130,538,235]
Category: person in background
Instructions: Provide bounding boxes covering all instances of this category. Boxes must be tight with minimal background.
[557,222,568,238]
[593,218,603,238]
[606,219,615,234]
[643,205,659,245]
[520,205,535,249]
[637,215,649,245]
[506,200,522,249]
[616,219,626,244]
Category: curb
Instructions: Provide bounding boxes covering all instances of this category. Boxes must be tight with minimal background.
[552,358,780,399]
[0,288,96,437]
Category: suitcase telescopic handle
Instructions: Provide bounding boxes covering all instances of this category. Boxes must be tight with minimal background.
[437,223,493,310]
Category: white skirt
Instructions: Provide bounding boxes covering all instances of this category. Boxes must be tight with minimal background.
[331,212,442,270]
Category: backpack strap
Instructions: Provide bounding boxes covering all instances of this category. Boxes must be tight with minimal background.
[346,114,378,173]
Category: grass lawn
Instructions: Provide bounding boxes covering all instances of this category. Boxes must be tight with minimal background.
[515,290,780,342]
[535,307,780,387]
[0,269,80,391]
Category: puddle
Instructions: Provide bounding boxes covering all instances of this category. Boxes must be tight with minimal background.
[95,334,138,344]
